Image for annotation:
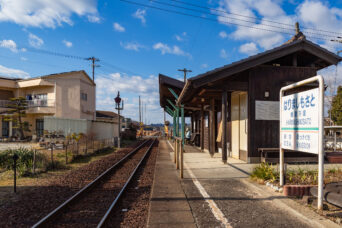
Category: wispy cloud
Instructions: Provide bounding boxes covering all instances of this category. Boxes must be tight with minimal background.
[63,40,73,48]
[200,63,209,69]
[219,31,228,39]
[113,22,125,32]
[0,39,18,52]
[153,42,191,58]
[175,32,187,42]
[87,15,101,23]
[120,41,145,51]
[0,65,30,78]
[132,9,146,24]
[220,49,228,59]
[28,33,44,48]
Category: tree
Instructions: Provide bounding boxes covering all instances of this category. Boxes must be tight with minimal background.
[4,97,30,139]
[329,86,342,125]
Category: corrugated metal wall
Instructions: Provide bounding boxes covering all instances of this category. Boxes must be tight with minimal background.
[44,116,118,139]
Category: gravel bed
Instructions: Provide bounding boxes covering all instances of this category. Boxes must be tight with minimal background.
[103,140,159,227]
[47,141,153,227]
[0,141,144,228]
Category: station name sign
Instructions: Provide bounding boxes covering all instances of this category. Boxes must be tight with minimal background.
[280,88,319,154]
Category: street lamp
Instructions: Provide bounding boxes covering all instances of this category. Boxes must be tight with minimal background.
[114,91,124,148]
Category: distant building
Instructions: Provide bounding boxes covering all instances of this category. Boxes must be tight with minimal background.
[0,70,95,138]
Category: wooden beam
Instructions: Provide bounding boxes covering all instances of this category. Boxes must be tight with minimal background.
[222,91,227,163]
[198,89,206,96]
[200,104,204,151]
[207,81,248,91]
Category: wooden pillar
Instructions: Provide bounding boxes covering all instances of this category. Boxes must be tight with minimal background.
[173,110,176,139]
[222,91,227,163]
[227,92,232,156]
[200,104,204,151]
[176,108,179,137]
[209,98,215,156]
[190,113,194,133]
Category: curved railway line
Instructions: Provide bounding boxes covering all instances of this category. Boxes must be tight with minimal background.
[32,138,157,228]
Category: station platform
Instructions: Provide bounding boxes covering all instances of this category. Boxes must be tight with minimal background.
[148,139,341,228]
[147,140,196,227]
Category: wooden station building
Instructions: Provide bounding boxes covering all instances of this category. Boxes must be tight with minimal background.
[159,33,341,163]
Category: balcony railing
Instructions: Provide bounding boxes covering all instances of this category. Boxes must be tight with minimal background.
[0,99,55,108]
[27,99,55,108]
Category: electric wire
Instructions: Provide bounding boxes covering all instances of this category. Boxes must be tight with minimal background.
[120,0,338,42]
[150,0,340,39]
[169,0,342,37]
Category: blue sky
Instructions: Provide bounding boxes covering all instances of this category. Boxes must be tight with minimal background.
[0,0,342,123]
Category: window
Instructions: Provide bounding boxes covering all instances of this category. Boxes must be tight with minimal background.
[81,92,87,101]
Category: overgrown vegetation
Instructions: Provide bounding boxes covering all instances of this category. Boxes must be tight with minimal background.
[251,163,342,185]
[4,97,30,139]
[251,163,279,183]
[0,148,47,176]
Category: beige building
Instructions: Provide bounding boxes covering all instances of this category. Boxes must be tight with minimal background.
[0,71,96,138]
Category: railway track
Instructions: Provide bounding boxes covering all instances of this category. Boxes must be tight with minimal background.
[32,138,156,228]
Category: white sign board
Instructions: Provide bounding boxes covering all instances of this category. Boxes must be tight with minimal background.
[280,88,319,154]
[255,100,279,120]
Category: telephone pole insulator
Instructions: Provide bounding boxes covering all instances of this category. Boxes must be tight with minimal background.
[86,56,100,81]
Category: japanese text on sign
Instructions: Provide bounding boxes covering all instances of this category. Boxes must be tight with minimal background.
[280,88,319,154]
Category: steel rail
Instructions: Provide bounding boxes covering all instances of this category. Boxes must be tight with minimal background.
[32,139,151,228]
[97,138,156,227]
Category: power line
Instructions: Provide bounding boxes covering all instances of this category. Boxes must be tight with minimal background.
[120,0,337,42]
[169,0,342,37]
[149,0,340,39]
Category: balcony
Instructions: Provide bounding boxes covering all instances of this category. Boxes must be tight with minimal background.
[0,99,55,114]
[26,99,55,114]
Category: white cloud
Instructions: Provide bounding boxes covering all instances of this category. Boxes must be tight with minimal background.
[175,32,187,42]
[28,33,44,48]
[63,40,73,48]
[120,41,145,51]
[0,39,18,52]
[0,0,99,28]
[220,49,228,59]
[239,42,258,55]
[217,0,292,49]
[95,73,165,123]
[132,9,146,24]
[113,22,125,32]
[219,31,228,38]
[87,15,101,23]
[201,63,209,69]
[217,0,342,51]
[153,42,191,58]
[0,65,30,78]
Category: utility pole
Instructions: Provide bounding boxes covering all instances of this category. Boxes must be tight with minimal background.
[86,56,100,81]
[178,68,192,82]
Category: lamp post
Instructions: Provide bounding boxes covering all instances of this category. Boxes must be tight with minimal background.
[114,92,124,148]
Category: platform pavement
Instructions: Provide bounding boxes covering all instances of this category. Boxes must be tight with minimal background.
[147,140,196,228]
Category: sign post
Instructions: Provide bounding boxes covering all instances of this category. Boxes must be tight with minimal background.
[279,75,324,210]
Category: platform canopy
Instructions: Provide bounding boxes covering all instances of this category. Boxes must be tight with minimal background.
[177,36,342,106]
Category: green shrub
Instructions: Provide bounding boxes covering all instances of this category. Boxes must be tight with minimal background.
[251,163,279,182]
[0,148,47,176]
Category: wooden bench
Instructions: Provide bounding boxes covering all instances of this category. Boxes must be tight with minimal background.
[258,148,318,163]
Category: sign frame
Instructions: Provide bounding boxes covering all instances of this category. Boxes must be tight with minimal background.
[279,75,324,210]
